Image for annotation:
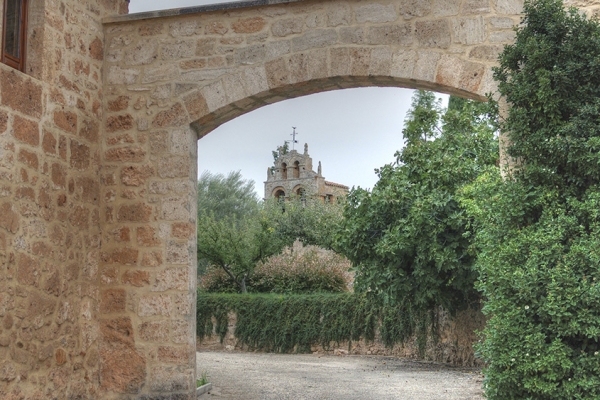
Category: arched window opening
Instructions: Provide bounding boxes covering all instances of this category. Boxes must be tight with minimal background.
[281,163,287,180]
[274,189,285,202]
[293,161,300,179]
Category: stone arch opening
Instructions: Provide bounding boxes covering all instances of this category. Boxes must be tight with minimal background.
[273,188,286,201]
[293,160,300,179]
[281,162,288,179]
[97,0,537,396]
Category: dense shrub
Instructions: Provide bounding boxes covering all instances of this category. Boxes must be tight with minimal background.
[460,1,600,398]
[199,247,353,294]
[197,292,426,353]
[251,248,352,294]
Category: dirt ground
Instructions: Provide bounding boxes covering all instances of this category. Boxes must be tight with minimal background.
[196,351,485,400]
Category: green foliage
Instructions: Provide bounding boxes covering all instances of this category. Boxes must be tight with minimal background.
[197,170,260,222]
[459,1,600,398]
[197,292,429,353]
[197,371,209,387]
[266,197,345,251]
[271,141,289,175]
[336,90,498,319]
[198,195,345,293]
[197,170,261,276]
[197,208,290,293]
[201,248,352,294]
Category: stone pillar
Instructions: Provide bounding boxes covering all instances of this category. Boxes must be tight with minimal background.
[99,100,198,398]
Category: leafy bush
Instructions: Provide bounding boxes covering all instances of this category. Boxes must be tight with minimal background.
[335,91,498,349]
[251,248,352,294]
[197,292,424,353]
[459,1,600,398]
[200,247,353,294]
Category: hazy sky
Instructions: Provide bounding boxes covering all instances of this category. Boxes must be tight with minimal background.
[129,0,448,196]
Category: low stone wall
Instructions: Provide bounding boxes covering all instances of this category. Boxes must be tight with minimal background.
[197,307,486,367]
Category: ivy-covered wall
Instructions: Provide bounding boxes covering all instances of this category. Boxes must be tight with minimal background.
[197,293,485,366]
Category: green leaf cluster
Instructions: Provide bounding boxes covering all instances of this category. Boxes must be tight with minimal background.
[336,90,498,320]
[460,1,600,397]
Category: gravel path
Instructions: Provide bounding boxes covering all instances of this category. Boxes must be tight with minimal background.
[197,351,485,400]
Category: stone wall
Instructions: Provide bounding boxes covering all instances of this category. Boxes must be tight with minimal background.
[198,307,486,367]
[0,1,128,399]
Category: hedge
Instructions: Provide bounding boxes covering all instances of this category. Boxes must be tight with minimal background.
[196,292,437,354]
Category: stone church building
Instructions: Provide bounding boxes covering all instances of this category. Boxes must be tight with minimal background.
[264,143,348,203]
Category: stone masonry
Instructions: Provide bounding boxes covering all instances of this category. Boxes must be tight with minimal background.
[264,143,348,202]
[1,0,600,399]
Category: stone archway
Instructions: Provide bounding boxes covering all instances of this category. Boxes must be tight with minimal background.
[96,0,595,398]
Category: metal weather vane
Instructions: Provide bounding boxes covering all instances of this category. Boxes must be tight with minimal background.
[286,127,299,150]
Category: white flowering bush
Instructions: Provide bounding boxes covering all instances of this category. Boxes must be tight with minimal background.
[200,249,352,294]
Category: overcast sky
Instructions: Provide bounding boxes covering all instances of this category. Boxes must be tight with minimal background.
[130,0,448,197]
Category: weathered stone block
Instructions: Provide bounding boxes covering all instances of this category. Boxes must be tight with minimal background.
[117,204,153,222]
[17,253,40,287]
[70,140,90,170]
[141,251,164,267]
[462,0,491,14]
[107,114,134,132]
[200,81,228,113]
[137,226,161,247]
[158,346,192,364]
[271,18,304,37]
[122,270,151,287]
[100,289,127,313]
[121,165,154,187]
[138,294,172,317]
[107,66,140,85]
[102,247,139,265]
[355,3,397,23]
[154,267,188,291]
[152,103,188,128]
[431,0,461,17]
[494,0,524,14]
[17,149,39,170]
[149,366,192,392]
[105,147,146,162]
[42,130,57,154]
[161,197,190,221]
[13,115,39,146]
[416,20,452,49]
[54,111,77,134]
[367,24,413,46]
[1,70,42,118]
[292,29,338,52]
[139,321,170,342]
[0,203,19,233]
[158,156,189,179]
[80,119,100,143]
[453,17,486,45]
[233,17,266,33]
[125,39,159,66]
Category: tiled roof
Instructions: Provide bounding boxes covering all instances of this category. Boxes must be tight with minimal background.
[324,181,349,190]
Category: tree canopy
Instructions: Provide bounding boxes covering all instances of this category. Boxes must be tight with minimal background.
[460,0,600,397]
[197,170,260,222]
[336,90,499,326]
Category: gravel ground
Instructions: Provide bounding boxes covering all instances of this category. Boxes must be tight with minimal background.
[197,351,485,400]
